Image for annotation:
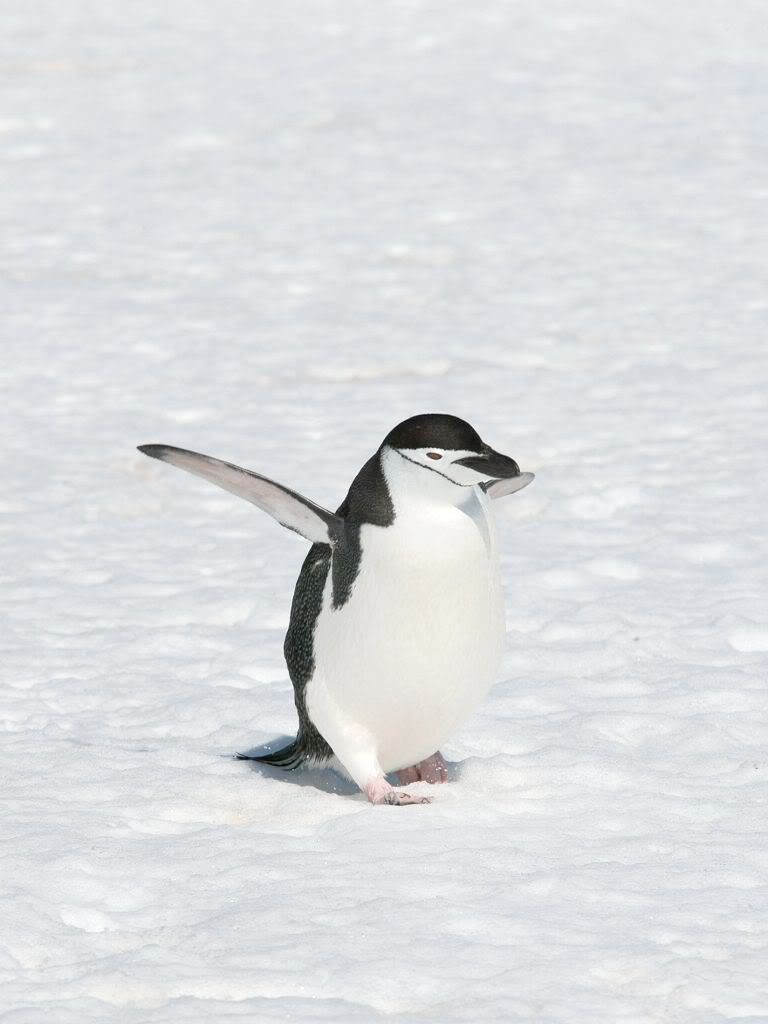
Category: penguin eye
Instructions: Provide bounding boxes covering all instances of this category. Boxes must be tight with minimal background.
[426,452,443,460]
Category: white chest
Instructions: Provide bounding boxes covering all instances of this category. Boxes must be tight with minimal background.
[309,486,505,770]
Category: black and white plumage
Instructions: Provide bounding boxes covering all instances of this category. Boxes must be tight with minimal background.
[138,413,534,806]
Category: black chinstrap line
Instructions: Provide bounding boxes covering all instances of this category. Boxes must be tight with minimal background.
[394,447,474,487]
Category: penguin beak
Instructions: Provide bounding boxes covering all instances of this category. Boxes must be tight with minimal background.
[453,445,521,479]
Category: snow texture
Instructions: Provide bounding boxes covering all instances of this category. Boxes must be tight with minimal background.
[2,1,768,1021]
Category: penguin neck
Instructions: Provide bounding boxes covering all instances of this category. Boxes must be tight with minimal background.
[379,446,471,513]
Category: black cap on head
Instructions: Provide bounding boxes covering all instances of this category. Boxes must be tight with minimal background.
[382,414,484,452]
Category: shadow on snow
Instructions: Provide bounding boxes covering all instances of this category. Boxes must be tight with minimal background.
[229,736,461,795]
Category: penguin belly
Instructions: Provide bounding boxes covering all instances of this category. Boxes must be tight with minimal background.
[306,499,505,774]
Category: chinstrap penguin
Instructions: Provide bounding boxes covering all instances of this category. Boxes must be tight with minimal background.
[138,414,534,806]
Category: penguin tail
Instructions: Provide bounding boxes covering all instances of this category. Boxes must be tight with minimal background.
[235,740,305,771]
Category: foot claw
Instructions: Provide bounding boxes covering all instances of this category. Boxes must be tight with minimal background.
[384,790,431,806]
[365,777,431,806]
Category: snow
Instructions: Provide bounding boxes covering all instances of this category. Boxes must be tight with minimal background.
[2,0,768,1020]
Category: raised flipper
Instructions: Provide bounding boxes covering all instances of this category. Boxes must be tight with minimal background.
[137,444,343,545]
[483,471,535,499]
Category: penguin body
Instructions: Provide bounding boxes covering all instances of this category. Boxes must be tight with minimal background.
[139,414,534,805]
[306,447,504,782]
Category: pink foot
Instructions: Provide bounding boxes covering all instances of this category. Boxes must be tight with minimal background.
[395,765,421,785]
[365,777,431,806]
[396,751,449,786]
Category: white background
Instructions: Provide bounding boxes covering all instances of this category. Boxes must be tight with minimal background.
[2,2,767,1020]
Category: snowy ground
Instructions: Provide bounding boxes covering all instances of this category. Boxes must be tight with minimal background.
[2,1,768,1020]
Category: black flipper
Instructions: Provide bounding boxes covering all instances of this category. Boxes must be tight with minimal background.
[235,740,305,771]
[137,444,343,546]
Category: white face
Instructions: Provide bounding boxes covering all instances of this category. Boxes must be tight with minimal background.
[389,446,495,488]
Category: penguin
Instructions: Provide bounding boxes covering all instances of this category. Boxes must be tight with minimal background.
[138,413,534,806]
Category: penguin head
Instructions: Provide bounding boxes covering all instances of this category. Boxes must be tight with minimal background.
[381,413,522,489]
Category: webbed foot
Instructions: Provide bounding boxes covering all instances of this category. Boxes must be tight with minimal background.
[396,751,449,786]
[365,777,430,806]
